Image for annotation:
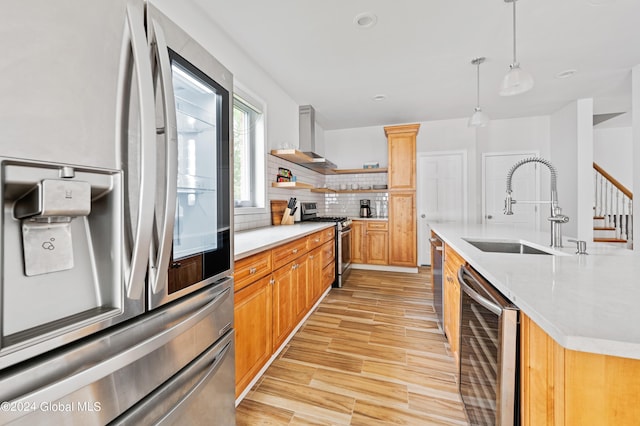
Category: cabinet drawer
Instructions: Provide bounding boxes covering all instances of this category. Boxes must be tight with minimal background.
[322,263,335,290]
[272,237,308,270]
[308,226,336,250]
[234,250,272,292]
[320,226,335,243]
[366,221,388,231]
[321,240,335,267]
[308,230,324,250]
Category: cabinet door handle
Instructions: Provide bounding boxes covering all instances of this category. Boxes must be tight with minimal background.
[292,248,298,254]
[315,238,320,243]
[309,255,315,259]
[249,267,257,274]
[269,278,275,285]
[292,264,298,270]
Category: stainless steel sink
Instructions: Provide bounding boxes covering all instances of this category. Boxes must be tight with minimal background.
[462,238,553,255]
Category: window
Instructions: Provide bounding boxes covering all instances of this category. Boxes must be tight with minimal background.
[233,91,265,211]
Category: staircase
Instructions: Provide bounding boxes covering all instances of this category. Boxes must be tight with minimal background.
[593,162,633,248]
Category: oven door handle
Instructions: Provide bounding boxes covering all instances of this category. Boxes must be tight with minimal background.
[458,265,502,316]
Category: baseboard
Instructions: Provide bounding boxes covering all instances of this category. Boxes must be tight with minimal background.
[351,263,418,273]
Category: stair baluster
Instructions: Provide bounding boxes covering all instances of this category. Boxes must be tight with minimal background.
[593,162,633,248]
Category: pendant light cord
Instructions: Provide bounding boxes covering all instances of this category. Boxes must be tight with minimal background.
[512,0,517,64]
[476,62,481,108]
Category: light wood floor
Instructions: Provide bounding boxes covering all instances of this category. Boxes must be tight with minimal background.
[236,267,469,425]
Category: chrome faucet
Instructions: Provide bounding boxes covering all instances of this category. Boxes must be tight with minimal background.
[503,157,569,248]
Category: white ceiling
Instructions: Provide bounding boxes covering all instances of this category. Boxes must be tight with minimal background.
[192,0,640,130]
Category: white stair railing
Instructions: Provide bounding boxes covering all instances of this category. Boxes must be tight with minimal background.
[593,162,633,248]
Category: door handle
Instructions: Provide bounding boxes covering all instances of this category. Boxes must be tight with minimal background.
[486,215,493,219]
[421,214,426,218]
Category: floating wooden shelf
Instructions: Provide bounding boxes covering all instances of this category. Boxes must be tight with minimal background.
[270,149,315,164]
[332,168,388,174]
[270,149,337,175]
[310,188,389,194]
[271,181,315,189]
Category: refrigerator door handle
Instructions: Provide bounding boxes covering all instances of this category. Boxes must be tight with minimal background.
[118,3,156,300]
[0,285,231,423]
[148,18,178,301]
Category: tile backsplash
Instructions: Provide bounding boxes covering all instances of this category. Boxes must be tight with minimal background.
[234,157,388,231]
[324,173,388,217]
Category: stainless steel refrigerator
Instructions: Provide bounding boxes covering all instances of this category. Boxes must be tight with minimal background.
[0,1,235,424]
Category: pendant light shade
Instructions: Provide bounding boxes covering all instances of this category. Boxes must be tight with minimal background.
[469,107,490,127]
[469,57,489,128]
[500,0,534,96]
[500,63,534,96]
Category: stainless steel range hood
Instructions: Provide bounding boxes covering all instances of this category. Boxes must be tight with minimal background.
[298,105,338,171]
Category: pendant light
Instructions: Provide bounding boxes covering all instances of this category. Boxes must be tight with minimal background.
[499,0,534,96]
[469,57,490,127]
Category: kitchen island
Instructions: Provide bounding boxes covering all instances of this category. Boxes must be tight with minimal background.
[431,223,640,359]
[431,223,640,425]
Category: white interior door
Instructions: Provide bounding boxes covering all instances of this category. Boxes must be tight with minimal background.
[482,152,540,229]
[417,151,467,265]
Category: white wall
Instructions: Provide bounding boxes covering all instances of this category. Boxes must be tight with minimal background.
[153,1,300,151]
[323,126,389,169]
[325,116,551,225]
[550,99,594,241]
[594,126,633,191]
[632,65,640,249]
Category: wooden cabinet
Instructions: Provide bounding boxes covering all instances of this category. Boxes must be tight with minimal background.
[308,246,323,306]
[234,227,336,398]
[443,244,464,366]
[320,240,335,292]
[271,260,296,351]
[292,254,309,323]
[234,250,272,292]
[385,124,419,267]
[351,220,388,265]
[234,275,273,398]
[364,221,388,265]
[351,221,365,264]
[388,192,416,267]
[308,227,335,250]
[520,313,640,426]
[272,237,308,270]
[385,123,419,190]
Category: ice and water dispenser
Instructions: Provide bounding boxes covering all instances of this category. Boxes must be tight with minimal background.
[1,160,123,354]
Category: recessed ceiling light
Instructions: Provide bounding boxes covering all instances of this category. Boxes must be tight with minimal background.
[372,94,386,102]
[556,69,577,79]
[354,12,377,28]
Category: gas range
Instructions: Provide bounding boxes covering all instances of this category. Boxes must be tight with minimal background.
[299,202,352,288]
[299,203,352,230]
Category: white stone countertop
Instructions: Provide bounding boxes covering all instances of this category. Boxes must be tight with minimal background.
[431,223,640,360]
[234,223,335,260]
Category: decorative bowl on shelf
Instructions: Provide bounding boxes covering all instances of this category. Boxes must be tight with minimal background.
[372,184,387,190]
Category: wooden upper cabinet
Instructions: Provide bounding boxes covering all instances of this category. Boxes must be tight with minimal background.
[385,124,420,190]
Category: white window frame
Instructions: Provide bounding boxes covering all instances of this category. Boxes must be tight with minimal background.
[233,84,266,215]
